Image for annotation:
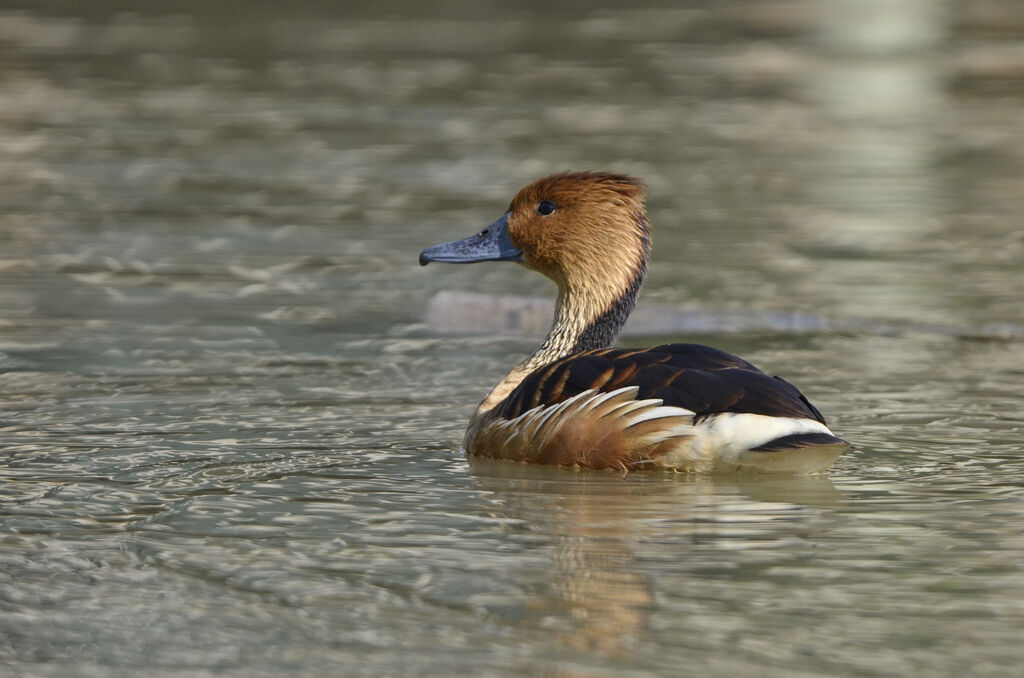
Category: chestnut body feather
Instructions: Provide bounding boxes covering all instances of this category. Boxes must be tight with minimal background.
[420,171,850,473]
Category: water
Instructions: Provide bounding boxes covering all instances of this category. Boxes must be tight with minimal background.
[2,1,1023,676]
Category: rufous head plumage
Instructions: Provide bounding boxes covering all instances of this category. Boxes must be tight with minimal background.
[504,171,650,297]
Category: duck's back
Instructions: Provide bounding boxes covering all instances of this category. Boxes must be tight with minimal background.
[496,343,825,423]
[468,343,849,473]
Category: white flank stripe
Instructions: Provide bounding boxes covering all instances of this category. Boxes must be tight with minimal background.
[623,405,695,427]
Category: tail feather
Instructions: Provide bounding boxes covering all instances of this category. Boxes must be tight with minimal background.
[738,431,851,473]
[751,432,850,452]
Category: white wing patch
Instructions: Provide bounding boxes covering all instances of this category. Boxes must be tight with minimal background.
[664,412,844,473]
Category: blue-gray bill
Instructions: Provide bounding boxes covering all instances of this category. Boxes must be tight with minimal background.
[419,212,523,265]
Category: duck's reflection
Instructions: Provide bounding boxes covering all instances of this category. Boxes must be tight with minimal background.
[469,459,840,655]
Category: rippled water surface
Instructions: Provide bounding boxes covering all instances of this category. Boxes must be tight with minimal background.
[2,1,1024,676]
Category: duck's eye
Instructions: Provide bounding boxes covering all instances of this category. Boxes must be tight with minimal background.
[536,200,557,216]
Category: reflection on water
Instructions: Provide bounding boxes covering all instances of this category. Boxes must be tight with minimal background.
[470,461,844,657]
[2,0,1024,676]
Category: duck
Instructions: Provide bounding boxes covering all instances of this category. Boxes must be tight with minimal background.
[419,171,850,473]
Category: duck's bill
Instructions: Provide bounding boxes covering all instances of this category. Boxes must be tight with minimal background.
[419,212,523,265]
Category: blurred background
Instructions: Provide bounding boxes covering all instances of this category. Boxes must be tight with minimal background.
[2,1,1023,677]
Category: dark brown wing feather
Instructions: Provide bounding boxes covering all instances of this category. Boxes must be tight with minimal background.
[495,343,827,424]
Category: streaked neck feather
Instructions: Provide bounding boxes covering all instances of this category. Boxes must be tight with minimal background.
[474,263,645,415]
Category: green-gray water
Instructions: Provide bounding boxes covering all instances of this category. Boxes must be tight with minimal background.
[2,2,1023,676]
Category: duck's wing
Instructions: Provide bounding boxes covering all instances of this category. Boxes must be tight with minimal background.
[494,343,827,424]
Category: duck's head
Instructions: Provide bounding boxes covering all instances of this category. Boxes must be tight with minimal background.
[420,171,650,298]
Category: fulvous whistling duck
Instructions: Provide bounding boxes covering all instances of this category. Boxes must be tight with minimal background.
[420,171,850,473]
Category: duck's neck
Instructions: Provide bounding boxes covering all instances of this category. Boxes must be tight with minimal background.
[474,264,646,415]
